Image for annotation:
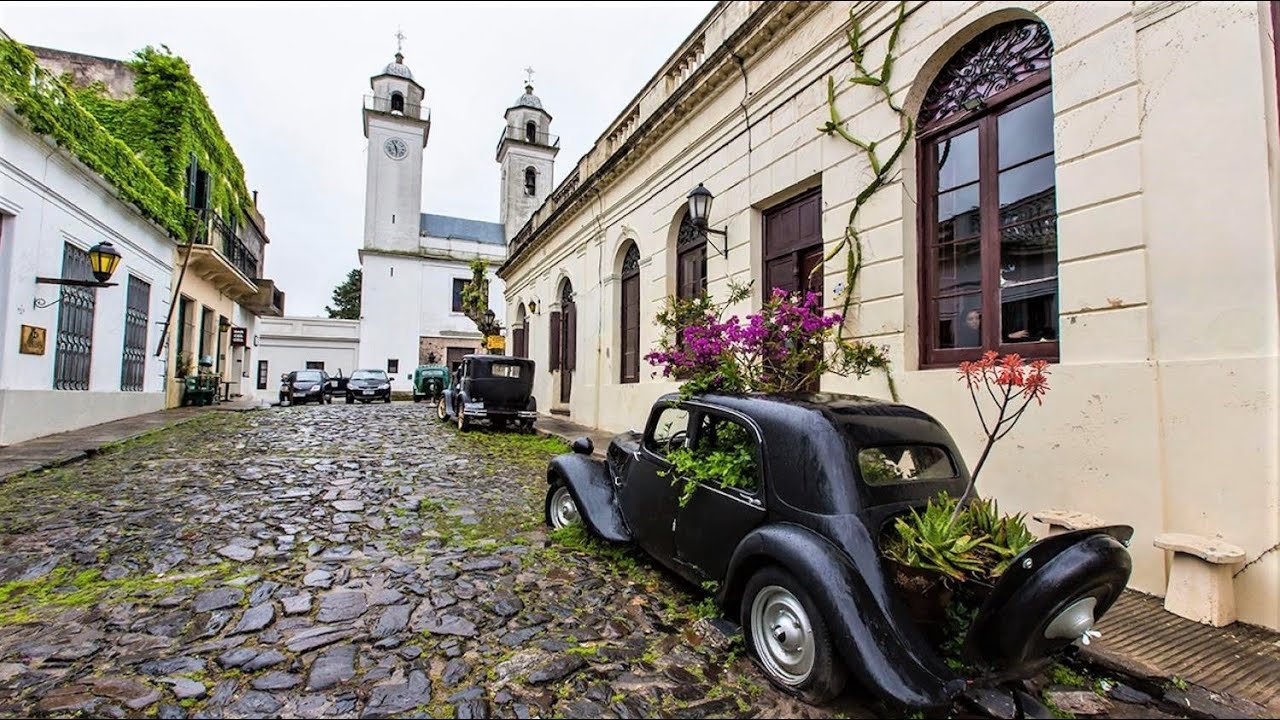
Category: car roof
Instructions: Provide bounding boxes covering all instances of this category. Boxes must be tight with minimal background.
[463,354,533,364]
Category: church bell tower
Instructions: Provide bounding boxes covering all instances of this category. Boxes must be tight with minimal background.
[497,73,559,243]
[363,46,430,254]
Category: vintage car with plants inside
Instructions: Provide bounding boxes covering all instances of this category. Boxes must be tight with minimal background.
[542,283,1133,713]
[344,368,393,404]
[435,354,537,432]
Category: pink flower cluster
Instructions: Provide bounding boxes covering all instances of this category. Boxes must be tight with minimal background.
[645,288,843,386]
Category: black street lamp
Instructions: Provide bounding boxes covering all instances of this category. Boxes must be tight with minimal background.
[686,183,729,258]
[34,241,124,308]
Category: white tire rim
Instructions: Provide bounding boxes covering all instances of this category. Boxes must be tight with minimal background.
[751,585,816,686]
[550,486,580,528]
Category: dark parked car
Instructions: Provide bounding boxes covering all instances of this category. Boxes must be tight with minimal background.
[436,354,537,431]
[279,369,333,405]
[345,369,393,404]
[543,392,1133,713]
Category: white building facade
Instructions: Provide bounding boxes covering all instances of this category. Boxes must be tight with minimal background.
[498,1,1280,630]
[255,316,360,392]
[0,107,174,445]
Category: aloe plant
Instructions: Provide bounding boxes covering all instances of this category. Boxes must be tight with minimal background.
[883,494,988,581]
[967,497,1036,578]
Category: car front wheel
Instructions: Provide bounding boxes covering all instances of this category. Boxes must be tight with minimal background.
[546,484,580,529]
[457,405,470,432]
[741,566,846,705]
[436,397,447,421]
[346,394,354,404]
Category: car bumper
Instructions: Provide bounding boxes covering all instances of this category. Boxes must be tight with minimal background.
[349,389,390,398]
[466,409,537,419]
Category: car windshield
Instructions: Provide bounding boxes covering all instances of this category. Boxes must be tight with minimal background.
[295,371,323,382]
[351,370,386,380]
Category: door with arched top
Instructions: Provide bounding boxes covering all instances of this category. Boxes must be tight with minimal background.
[550,280,576,404]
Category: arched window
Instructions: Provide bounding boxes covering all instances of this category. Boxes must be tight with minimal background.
[675,213,707,300]
[513,304,529,358]
[524,167,537,196]
[918,19,1058,368]
[525,120,538,143]
[620,243,641,384]
[390,92,405,113]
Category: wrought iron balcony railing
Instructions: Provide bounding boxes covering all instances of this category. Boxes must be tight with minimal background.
[364,94,430,121]
[195,211,260,281]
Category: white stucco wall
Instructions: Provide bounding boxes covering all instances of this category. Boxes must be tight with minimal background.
[256,316,360,393]
[0,107,175,445]
[500,1,1280,628]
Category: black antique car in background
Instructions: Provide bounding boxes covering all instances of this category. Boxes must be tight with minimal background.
[543,392,1133,713]
[436,354,538,431]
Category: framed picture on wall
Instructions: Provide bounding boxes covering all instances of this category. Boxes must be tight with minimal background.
[20,325,46,355]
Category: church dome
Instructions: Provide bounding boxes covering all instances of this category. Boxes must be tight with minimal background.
[381,52,414,81]
[514,83,543,110]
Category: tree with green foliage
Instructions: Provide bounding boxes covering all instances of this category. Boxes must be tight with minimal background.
[326,269,362,320]
[461,258,500,337]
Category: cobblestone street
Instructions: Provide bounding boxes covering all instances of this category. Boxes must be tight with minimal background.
[0,404,877,719]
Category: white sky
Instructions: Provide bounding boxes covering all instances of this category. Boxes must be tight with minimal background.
[1,1,717,315]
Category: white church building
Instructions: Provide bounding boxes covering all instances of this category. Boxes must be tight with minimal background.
[260,51,557,382]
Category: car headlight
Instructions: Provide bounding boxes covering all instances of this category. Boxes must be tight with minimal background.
[378,383,390,390]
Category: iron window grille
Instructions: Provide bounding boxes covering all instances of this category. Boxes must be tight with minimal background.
[120,275,150,391]
[53,243,95,391]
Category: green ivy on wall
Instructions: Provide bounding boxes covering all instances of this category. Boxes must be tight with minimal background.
[0,39,256,237]
[0,38,191,237]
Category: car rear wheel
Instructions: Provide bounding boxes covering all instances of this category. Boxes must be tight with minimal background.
[741,566,846,705]
[413,394,421,403]
[546,484,580,529]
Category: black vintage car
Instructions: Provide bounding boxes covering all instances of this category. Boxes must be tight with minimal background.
[344,369,393,404]
[543,392,1133,713]
[435,354,538,431]
[279,369,333,405]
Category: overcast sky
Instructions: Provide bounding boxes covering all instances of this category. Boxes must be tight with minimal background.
[2,1,716,315]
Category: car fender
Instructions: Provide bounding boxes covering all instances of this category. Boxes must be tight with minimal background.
[547,454,631,543]
[720,523,963,713]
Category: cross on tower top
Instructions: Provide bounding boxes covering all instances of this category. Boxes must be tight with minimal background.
[395,28,406,54]
[523,66,535,85]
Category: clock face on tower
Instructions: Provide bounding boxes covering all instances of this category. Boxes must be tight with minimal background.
[383,137,408,160]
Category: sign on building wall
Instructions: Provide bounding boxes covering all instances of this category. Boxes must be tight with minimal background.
[486,335,505,351]
[230,327,247,346]
[19,325,46,355]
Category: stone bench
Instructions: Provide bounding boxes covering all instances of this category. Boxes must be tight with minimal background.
[1153,532,1246,627]
[1032,509,1107,536]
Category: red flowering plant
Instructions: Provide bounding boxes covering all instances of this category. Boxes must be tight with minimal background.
[950,352,1052,522]
[645,281,890,399]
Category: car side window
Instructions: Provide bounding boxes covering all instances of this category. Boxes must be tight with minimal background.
[645,405,691,457]
[690,412,761,497]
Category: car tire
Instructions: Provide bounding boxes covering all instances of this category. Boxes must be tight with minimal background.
[545,483,581,529]
[413,394,421,403]
[457,405,470,432]
[346,395,354,404]
[436,397,447,421]
[385,394,392,404]
[741,566,847,705]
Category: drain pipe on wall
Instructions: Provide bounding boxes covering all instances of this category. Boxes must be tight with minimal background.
[591,184,608,430]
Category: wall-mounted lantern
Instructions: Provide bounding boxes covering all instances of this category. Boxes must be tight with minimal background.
[34,241,123,308]
[687,183,728,258]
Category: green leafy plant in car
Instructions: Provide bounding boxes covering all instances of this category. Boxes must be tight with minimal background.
[882,493,987,581]
[663,421,757,507]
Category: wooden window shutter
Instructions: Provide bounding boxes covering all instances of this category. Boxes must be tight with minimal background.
[565,303,577,372]
[550,311,562,368]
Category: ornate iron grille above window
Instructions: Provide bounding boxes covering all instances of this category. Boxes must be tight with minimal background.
[54,243,95,391]
[676,213,703,250]
[621,244,640,276]
[676,213,707,300]
[121,275,150,392]
[918,20,1053,130]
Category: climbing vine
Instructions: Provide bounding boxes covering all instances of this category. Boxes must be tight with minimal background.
[817,2,913,401]
[0,40,255,236]
[0,38,191,237]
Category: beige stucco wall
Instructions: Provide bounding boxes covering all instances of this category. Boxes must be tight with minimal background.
[500,1,1280,629]
[163,270,242,409]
